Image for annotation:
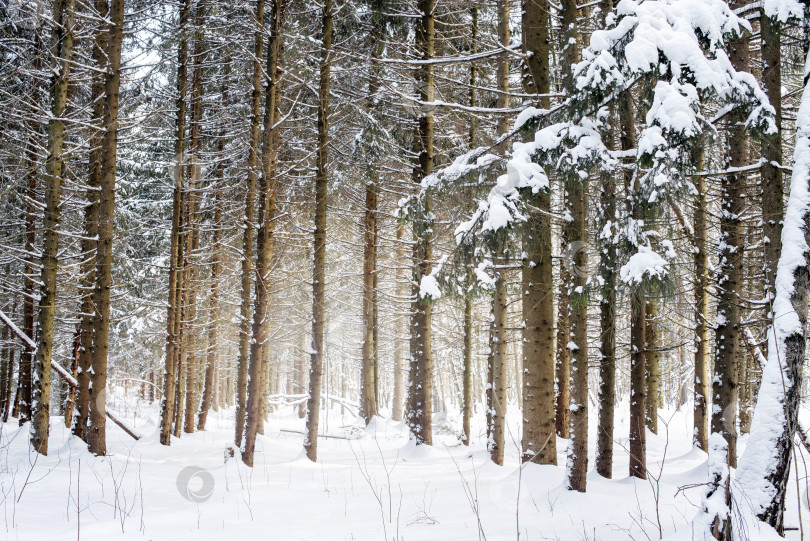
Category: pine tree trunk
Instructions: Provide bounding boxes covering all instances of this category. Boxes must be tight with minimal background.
[64,331,78,428]
[72,0,108,442]
[760,13,783,345]
[488,259,507,465]
[160,0,190,447]
[391,226,407,422]
[554,274,570,438]
[520,0,556,467]
[713,23,749,472]
[0,309,9,422]
[560,0,588,493]
[197,185,222,431]
[620,90,646,480]
[242,0,285,466]
[593,0,616,472]
[595,124,617,478]
[32,0,76,455]
[182,1,206,435]
[693,148,710,451]
[87,0,124,456]
[406,0,435,446]
[360,181,378,423]
[234,0,265,449]
[645,299,659,434]
[1,324,14,423]
[736,31,810,533]
[297,335,307,419]
[461,282,473,445]
[629,292,647,479]
[18,30,45,423]
[304,0,332,462]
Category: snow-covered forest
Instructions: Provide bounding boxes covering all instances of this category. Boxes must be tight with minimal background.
[1,0,810,538]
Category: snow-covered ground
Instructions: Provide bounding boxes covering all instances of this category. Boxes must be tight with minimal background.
[0,396,802,540]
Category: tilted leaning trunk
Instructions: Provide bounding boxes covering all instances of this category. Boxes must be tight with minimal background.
[735,27,810,538]
[234,0,264,449]
[304,0,332,462]
[31,0,76,455]
[406,0,435,447]
[87,0,125,456]
[243,0,286,467]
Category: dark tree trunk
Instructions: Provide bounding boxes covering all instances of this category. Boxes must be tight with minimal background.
[406,0,435,447]
[304,0,333,462]
[160,0,190,447]
[243,0,285,467]
[87,0,124,456]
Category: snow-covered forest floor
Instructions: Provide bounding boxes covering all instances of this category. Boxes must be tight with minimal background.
[0,393,802,540]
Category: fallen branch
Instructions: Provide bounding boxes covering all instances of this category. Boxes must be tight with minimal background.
[279,428,355,440]
[0,307,141,440]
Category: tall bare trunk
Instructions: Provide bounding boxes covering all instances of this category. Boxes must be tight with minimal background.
[391,225,407,422]
[629,292,646,479]
[360,181,378,423]
[645,298,659,434]
[554,273,569,438]
[619,90,646,480]
[304,0,332,462]
[461,282,473,444]
[234,0,265,449]
[198,132,225,431]
[406,0,435,446]
[693,148,709,451]
[713,19,748,472]
[521,0,556,466]
[595,134,616,477]
[560,0,588,493]
[242,0,285,466]
[760,12,783,344]
[182,0,206,435]
[87,0,124,456]
[31,0,76,455]
[160,0,190,447]
[72,0,108,442]
[488,258,507,465]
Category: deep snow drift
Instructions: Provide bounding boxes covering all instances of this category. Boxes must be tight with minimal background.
[0,395,803,540]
